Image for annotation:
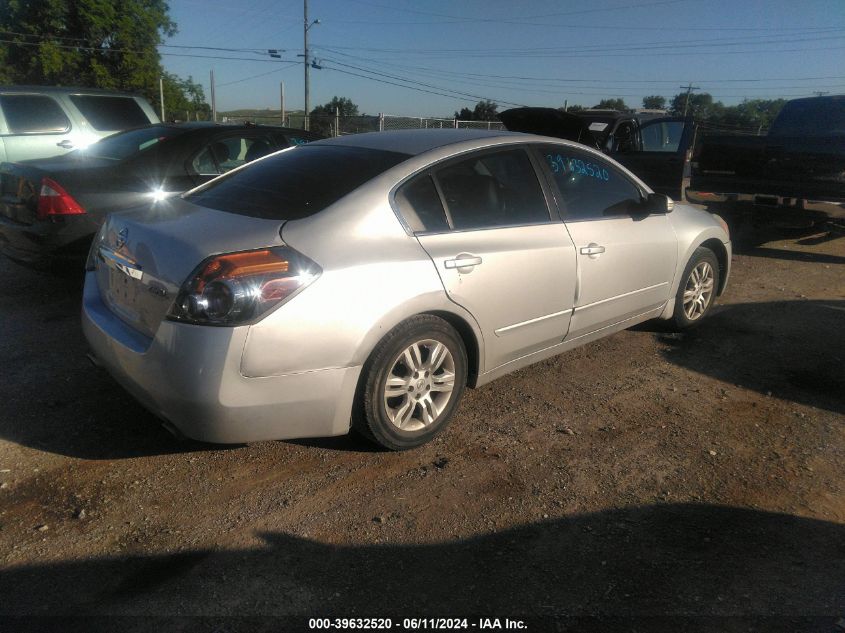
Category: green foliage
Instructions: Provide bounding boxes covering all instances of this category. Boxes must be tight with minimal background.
[309,96,360,136]
[642,95,666,110]
[0,0,208,117]
[668,92,787,130]
[454,100,499,121]
[564,104,586,113]
[594,98,628,111]
[161,74,210,121]
[669,92,718,119]
[454,106,474,120]
[311,96,360,117]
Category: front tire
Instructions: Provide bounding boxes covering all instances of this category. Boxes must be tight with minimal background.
[670,246,719,330]
[354,315,467,451]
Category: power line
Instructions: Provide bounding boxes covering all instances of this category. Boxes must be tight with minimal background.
[216,63,300,88]
[312,33,845,58]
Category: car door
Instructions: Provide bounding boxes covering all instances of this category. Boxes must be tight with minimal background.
[400,146,577,372]
[535,144,678,341]
[612,117,695,200]
[0,93,76,161]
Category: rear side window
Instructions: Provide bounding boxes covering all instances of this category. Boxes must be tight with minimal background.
[0,94,70,133]
[394,174,450,232]
[435,148,549,230]
[83,125,183,160]
[185,145,410,220]
[539,145,643,221]
[191,135,275,175]
[68,95,150,131]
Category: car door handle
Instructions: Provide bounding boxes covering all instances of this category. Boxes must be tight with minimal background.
[579,243,606,258]
[56,140,74,149]
[444,255,482,270]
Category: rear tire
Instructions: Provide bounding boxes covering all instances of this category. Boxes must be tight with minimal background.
[353,315,467,451]
[669,247,719,330]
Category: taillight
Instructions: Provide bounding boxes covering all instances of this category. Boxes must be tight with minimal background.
[37,177,85,220]
[167,247,320,326]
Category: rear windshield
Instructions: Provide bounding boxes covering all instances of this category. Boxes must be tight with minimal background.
[69,95,151,131]
[82,125,184,160]
[770,98,845,136]
[184,145,411,219]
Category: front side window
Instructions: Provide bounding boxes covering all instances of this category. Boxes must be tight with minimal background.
[434,148,549,230]
[0,94,70,133]
[68,95,149,131]
[539,145,643,221]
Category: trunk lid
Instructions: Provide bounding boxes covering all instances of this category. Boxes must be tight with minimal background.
[0,156,116,225]
[94,197,285,338]
[0,163,42,225]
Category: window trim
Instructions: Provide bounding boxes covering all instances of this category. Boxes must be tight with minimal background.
[389,143,558,236]
[531,142,649,223]
[0,92,71,136]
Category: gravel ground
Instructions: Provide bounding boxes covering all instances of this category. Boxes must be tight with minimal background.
[0,212,843,632]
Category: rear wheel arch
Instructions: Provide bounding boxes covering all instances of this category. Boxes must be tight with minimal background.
[422,310,482,388]
[351,313,470,450]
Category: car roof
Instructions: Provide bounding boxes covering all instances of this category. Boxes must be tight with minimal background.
[0,85,147,97]
[311,129,528,156]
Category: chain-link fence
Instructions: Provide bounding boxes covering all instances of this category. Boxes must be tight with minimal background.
[218,112,504,136]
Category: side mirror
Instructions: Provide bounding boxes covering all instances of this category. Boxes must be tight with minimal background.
[644,192,674,214]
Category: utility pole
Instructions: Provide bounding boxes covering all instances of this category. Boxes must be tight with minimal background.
[303,1,320,131]
[680,83,700,118]
[280,81,286,126]
[210,69,216,123]
[304,0,310,131]
[159,76,165,121]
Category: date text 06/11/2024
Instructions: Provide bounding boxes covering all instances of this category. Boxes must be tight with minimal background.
[307,617,528,630]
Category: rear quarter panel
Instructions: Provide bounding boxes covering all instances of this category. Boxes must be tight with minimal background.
[240,178,484,378]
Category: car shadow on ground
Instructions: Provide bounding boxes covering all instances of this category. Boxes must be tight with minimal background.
[656,300,845,414]
[0,259,227,460]
[0,503,842,632]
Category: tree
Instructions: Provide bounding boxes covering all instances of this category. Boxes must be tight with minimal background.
[309,96,360,136]
[564,104,586,112]
[669,92,718,119]
[594,98,628,111]
[0,0,209,117]
[161,73,210,121]
[473,99,499,121]
[310,96,359,117]
[454,106,474,120]
[642,95,666,110]
[454,100,499,121]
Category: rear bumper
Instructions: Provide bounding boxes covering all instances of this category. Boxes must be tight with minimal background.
[685,192,845,220]
[81,272,361,444]
[0,213,94,266]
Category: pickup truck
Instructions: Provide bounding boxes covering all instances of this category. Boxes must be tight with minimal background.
[499,107,695,200]
[688,95,845,223]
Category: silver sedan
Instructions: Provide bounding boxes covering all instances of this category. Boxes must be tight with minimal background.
[82,129,731,450]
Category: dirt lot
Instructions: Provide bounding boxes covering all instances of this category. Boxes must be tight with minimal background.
[0,213,843,632]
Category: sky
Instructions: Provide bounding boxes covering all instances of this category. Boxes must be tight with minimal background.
[161,0,845,116]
